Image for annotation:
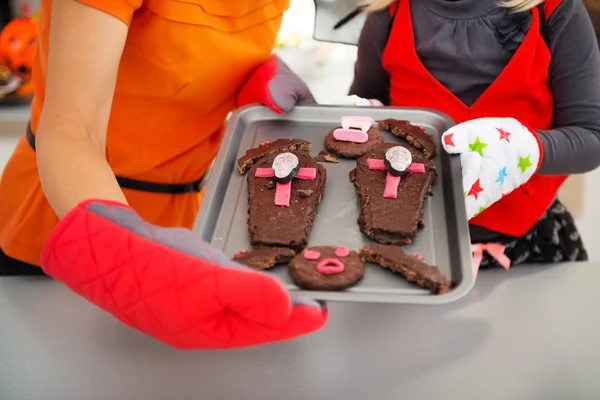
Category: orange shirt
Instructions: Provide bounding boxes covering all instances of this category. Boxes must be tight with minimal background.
[0,0,288,266]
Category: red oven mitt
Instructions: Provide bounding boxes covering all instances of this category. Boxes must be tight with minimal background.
[236,54,316,114]
[41,200,327,349]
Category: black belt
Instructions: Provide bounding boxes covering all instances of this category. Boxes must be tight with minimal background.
[26,123,206,194]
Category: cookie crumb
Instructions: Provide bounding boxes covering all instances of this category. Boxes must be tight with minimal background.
[315,150,339,163]
[263,181,275,190]
[297,189,314,197]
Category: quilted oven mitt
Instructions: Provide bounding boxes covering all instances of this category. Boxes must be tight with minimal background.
[41,200,327,349]
[236,55,316,114]
[441,118,542,220]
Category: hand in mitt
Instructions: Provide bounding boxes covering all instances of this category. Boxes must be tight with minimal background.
[41,200,327,349]
[236,55,316,113]
[441,118,543,220]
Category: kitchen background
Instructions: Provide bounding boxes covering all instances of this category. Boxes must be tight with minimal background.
[0,0,598,259]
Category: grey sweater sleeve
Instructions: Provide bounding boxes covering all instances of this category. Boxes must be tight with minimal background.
[348,11,391,105]
[536,0,600,175]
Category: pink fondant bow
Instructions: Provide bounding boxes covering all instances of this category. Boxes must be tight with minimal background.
[471,243,511,276]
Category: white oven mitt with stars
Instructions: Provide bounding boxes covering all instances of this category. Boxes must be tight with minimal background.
[441,118,542,220]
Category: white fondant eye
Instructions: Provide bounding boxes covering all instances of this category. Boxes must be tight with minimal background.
[385,146,412,176]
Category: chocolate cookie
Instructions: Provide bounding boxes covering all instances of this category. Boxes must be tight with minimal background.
[248,151,326,252]
[358,243,451,294]
[237,138,312,174]
[233,247,296,270]
[289,246,364,291]
[350,143,437,245]
[325,126,383,159]
[378,119,437,159]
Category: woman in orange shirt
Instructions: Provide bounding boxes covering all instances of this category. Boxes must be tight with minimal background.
[0,0,326,349]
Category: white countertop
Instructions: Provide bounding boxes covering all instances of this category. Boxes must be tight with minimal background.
[1,262,599,400]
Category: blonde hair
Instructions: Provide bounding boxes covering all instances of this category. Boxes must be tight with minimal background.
[362,0,544,13]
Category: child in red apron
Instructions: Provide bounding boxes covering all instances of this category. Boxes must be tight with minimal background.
[346,0,600,269]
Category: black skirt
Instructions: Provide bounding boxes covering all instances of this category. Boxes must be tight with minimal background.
[477,200,588,268]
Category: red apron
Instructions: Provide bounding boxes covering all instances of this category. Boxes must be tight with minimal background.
[382,0,566,238]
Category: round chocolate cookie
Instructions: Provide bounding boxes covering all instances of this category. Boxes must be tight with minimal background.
[289,246,364,291]
[324,126,384,159]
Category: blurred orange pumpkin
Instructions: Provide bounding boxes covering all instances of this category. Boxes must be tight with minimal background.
[0,6,37,80]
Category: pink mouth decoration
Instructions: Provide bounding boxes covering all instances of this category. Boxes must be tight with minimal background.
[333,128,369,143]
[316,258,345,275]
[255,166,317,207]
[303,249,321,260]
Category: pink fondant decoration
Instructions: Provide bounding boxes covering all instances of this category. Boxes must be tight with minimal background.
[303,249,321,260]
[274,182,292,207]
[316,258,345,275]
[255,168,275,178]
[333,128,369,143]
[407,163,425,174]
[383,175,401,199]
[367,159,386,170]
[472,243,511,277]
[340,116,375,132]
[334,246,350,258]
[256,162,315,206]
[368,156,426,199]
[369,159,425,174]
[260,141,270,146]
[296,168,317,180]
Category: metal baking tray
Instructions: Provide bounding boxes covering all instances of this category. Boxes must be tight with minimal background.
[193,105,475,304]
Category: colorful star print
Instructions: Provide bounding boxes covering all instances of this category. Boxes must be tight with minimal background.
[468,137,488,157]
[518,155,533,173]
[474,205,486,217]
[496,167,507,184]
[468,179,484,200]
[444,133,455,147]
[497,127,511,143]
